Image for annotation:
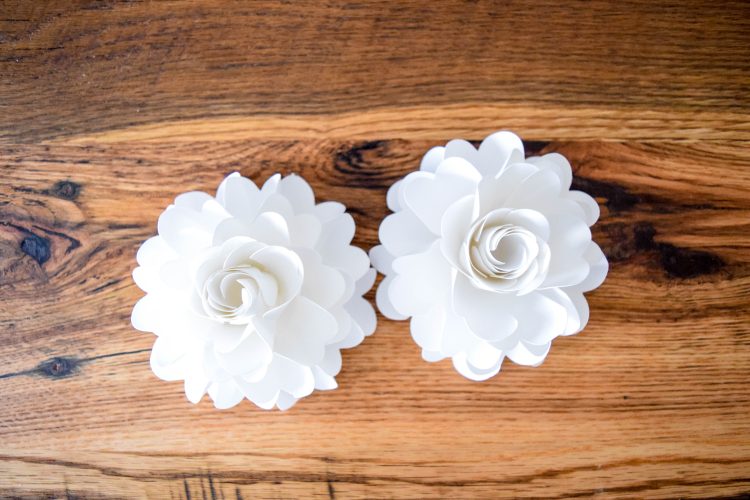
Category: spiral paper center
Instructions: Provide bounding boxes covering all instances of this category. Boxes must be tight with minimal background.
[201,265,278,324]
[464,208,551,294]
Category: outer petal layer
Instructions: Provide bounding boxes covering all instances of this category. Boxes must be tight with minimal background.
[132,172,376,410]
[373,131,608,381]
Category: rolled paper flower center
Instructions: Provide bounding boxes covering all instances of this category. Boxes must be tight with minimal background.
[473,225,538,278]
[465,209,550,294]
[200,264,278,324]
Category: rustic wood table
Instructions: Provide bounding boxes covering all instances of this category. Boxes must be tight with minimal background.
[1,1,749,498]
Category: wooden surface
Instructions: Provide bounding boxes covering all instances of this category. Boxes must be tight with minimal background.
[1,1,749,498]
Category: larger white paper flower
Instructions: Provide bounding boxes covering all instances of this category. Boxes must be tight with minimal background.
[370,131,608,381]
[132,173,376,410]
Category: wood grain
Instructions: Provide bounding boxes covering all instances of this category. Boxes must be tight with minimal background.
[1,1,749,498]
[2,0,749,143]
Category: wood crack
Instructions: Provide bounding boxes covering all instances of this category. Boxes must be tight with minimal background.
[0,348,150,381]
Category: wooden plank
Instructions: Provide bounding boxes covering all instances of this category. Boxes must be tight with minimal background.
[1,1,749,143]
[1,139,749,498]
[2,0,749,497]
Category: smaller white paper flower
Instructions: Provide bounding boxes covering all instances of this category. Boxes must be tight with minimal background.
[132,172,376,410]
[370,131,608,381]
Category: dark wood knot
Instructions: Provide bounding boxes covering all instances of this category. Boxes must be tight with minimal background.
[20,234,51,265]
[50,180,81,200]
[37,357,78,378]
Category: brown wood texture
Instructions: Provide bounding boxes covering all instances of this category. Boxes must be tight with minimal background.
[1,1,749,498]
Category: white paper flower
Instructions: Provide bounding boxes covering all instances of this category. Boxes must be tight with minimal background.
[132,172,376,410]
[370,131,608,381]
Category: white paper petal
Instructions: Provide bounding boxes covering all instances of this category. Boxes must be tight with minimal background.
[251,245,304,306]
[379,209,435,257]
[467,341,504,370]
[158,206,212,255]
[402,157,480,234]
[477,130,525,176]
[386,179,404,211]
[440,194,477,270]
[373,131,607,381]
[260,173,281,194]
[313,366,338,390]
[410,305,446,352]
[150,334,191,381]
[277,358,315,398]
[420,146,445,172]
[369,245,395,275]
[389,241,451,316]
[452,351,502,381]
[505,168,562,210]
[298,249,346,309]
[329,306,353,344]
[318,347,343,377]
[215,172,236,204]
[132,266,161,293]
[274,297,337,365]
[561,289,590,335]
[208,380,245,409]
[441,306,482,356]
[235,374,279,409]
[321,213,355,248]
[258,193,294,220]
[327,245,370,282]
[336,320,365,349]
[541,288,585,336]
[200,199,232,228]
[218,173,261,221]
[137,236,177,268]
[215,329,273,376]
[506,341,551,367]
[210,323,247,353]
[511,291,569,345]
[528,153,572,190]
[445,139,480,166]
[245,211,290,246]
[422,349,447,362]
[541,212,592,288]
[212,217,251,246]
[355,267,377,297]
[505,209,551,242]
[202,345,230,382]
[567,190,600,227]
[375,274,408,320]
[312,201,345,222]
[133,172,373,410]
[219,237,266,271]
[175,191,213,211]
[184,371,209,404]
[288,214,321,248]
[131,294,162,332]
[237,355,315,406]
[575,241,609,292]
[453,274,518,342]
[477,162,538,216]
[275,391,299,411]
[278,174,315,213]
[159,258,191,290]
[345,296,377,337]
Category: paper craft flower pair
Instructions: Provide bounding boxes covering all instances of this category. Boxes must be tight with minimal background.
[132,131,608,410]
